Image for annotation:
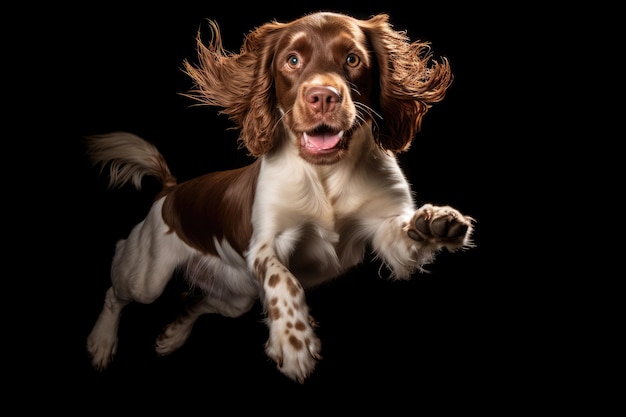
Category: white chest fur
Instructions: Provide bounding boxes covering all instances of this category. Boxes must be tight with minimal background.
[247,129,416,287]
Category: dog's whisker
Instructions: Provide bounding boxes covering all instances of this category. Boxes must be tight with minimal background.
[349,83,362,97]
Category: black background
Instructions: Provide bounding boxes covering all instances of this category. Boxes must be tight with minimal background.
[16,2,539,411]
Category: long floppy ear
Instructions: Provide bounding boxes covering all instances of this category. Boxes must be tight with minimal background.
[359,14,453,153]
[182,20,284,157]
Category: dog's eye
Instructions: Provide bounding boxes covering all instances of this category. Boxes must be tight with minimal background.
[287,54,301,69]
[346,54,360,68]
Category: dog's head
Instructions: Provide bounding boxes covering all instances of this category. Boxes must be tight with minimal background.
[183,12,453,163]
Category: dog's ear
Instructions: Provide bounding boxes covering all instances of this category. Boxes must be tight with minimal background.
[183,20,283,157]
[360,14,453,153]
[236,22,287,157]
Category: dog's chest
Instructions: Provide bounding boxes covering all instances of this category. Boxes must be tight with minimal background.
[251,159,379,283]
[255,158,369,229]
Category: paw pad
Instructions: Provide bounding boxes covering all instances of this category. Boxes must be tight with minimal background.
[407,205,472,245]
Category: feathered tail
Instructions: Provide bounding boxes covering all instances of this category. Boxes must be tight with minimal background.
[84,132,177,190]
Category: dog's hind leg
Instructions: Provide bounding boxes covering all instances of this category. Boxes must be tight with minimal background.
[86,286,129,371]
[86,198,190,370]
[155,292,257,356]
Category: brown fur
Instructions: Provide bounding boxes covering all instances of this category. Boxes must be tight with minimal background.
[182,13,452,156]
[160,159,261,256]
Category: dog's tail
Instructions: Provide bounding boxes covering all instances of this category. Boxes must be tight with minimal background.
[84,132,177,190]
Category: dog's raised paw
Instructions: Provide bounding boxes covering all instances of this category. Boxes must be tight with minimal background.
[406,203,473,248]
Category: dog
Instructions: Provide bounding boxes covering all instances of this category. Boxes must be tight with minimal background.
[85,11,475,383]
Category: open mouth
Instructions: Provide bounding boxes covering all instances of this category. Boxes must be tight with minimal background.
[301,125,344,154]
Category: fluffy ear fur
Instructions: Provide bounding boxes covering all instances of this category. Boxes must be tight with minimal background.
[183,15,452,157]
[359,14,453,153]
[183,20,284,157]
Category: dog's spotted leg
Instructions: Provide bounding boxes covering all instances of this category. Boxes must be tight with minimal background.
[253,244,322,383]
[405,203,475,253]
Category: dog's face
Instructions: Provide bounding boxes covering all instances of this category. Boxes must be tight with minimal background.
[183,12,452,160]
[271,14,376,165]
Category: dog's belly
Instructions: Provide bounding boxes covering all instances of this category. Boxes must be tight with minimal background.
[274,223,364,289]
[184,239,260,299]
[289,255,345,289]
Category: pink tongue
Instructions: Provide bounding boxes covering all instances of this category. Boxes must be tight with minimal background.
[304,132,341,150]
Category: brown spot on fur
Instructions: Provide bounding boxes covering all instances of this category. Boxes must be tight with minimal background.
[295,320,306,331]
[287,308,294,316]
[268,274,280,287]
[287,321,293,328]
[269,307,281,320]
[289,335,303,350]
[270,297,278,306]
[285,278,299,297]
[254,256,269,280]
[292,302,300,311]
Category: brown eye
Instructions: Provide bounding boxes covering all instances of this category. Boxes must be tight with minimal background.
[346,54,360,67]
[287,54,300,68]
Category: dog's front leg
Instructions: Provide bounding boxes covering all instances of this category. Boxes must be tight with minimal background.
[403,203,475,275]
[373,203,475,279]
[253,243,322,383]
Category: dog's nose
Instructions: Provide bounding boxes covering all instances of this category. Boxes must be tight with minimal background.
[305,86,340,114]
